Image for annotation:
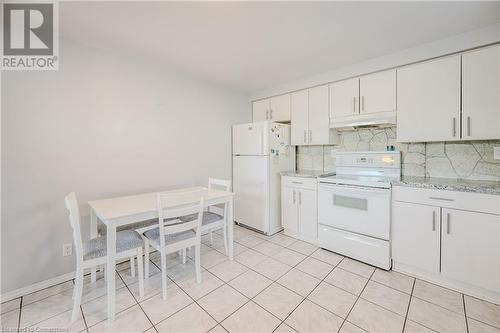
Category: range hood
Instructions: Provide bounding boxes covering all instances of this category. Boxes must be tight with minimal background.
[329,110,396,129]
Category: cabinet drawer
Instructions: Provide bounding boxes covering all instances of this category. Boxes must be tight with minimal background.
[393,186,500,215]
[282,176,317,190]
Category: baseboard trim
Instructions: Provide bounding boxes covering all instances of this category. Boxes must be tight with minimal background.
[1,271,75,303]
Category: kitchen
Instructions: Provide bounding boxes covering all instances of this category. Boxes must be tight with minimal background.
[2,2,500,333]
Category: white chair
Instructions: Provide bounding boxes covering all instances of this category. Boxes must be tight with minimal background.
[180,178,231,253]
[143,188,205,300]
[64,192,145,322]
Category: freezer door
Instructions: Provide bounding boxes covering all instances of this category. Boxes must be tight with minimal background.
[233,155,269,233]
[232,122,268,155]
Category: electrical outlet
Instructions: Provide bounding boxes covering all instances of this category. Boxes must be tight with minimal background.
[63,243,72,257]
[494,147,500,160]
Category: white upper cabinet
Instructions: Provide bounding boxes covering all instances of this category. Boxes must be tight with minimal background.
[462,45,500,140]
[308,85,334,145]
[290,89,309,145]
[270,94,291,122]
[252,94,291,122]
[253,99,270,122]
[359,70,396,115]
[291,86,338,146]
[397,55,461,142]
[329,77,359,119]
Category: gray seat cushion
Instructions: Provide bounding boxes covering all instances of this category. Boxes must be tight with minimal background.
[83,230,144,260]
[180,212,223,226]
[98,219,158,235]
[143,227,195,246]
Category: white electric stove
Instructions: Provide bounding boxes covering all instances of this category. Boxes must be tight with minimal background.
[317,151,401,270]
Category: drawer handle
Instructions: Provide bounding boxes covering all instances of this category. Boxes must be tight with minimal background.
[429,196,454,202]
[292,181,303,185]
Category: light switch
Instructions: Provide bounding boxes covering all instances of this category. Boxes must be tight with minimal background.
[494,147,500,160]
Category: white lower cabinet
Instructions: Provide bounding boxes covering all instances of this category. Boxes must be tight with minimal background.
[281,176,317,243]
[392,187,500,302]
[392,201,440,273]
[441,208,500,292]
[281,186,298,233]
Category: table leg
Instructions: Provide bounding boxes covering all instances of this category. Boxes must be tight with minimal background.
[107,221,116,322]
[227,197,234,260]
[90,209,97,283]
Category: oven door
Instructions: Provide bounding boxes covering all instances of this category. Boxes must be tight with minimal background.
[318,182,391,240]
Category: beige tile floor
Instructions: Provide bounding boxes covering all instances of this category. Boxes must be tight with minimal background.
[1,225,500,333]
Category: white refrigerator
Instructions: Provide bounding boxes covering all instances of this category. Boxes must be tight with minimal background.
[232,121,295,235]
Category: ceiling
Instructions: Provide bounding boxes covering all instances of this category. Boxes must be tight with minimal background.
[60,1,500,93]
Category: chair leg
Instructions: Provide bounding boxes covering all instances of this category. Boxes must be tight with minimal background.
[71,266,84,322]
[182,248,187,264]
[144,240,150,279]
[160,252,168,300]
[223,224,228,255]
[130,257,136,278]
[209,232,214,246]
[136,249,144,299]
[195,244,201,283]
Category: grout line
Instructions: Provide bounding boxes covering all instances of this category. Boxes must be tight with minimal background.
[401,278,416,333]
[116,265,158,333]
[149,255,221,332]
[337,267,375,333]
[16,296,23,333]
[275,254,347,332]
[463,294,470,333]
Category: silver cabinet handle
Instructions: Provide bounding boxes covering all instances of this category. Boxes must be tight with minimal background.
[298,191,302,205]
[292,190,296,204]
[265,110,269,120]
[446,213,451,234]
[452,118,456,137]
[291,181,303,185]
[270,109,273,120]
[429,196,454,202]
[432,210,436,231]
[467,116,471,136]
[361,96,365,111]
[303,130,307,143]
[353,97,357,113]
[309,130,312,142]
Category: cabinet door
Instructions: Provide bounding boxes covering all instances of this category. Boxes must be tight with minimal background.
[270,94,291,122]
[392,201,440,273]
[359,69,396,115]
[441,208,500,291]
[309,85,334,145]
[281,187,298,232]
[397,55,461,142]
[253,99,270,122]
[462,45,500,140]
[329,78,359,119]
[298,189,317,240]
[290,90,309,145]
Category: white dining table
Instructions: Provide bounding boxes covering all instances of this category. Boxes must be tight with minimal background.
[87,186,234,322]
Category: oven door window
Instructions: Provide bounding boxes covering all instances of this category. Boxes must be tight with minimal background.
[333,194,368,211]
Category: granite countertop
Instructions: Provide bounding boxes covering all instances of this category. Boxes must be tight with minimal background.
[280,169,335,178]
[392,176,500,196]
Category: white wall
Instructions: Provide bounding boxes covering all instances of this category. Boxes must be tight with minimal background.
[251,23,500,100]
[1,39,250,294]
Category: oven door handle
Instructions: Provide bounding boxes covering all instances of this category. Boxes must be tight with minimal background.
[319,183,390,194]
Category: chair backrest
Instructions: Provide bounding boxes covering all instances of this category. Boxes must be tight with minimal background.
[64,192,83,263]
[208,178,231,214]
[157,188,206,247]
[208,178,231,191]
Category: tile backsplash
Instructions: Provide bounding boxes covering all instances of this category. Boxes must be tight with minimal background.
[296,127,500,181]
